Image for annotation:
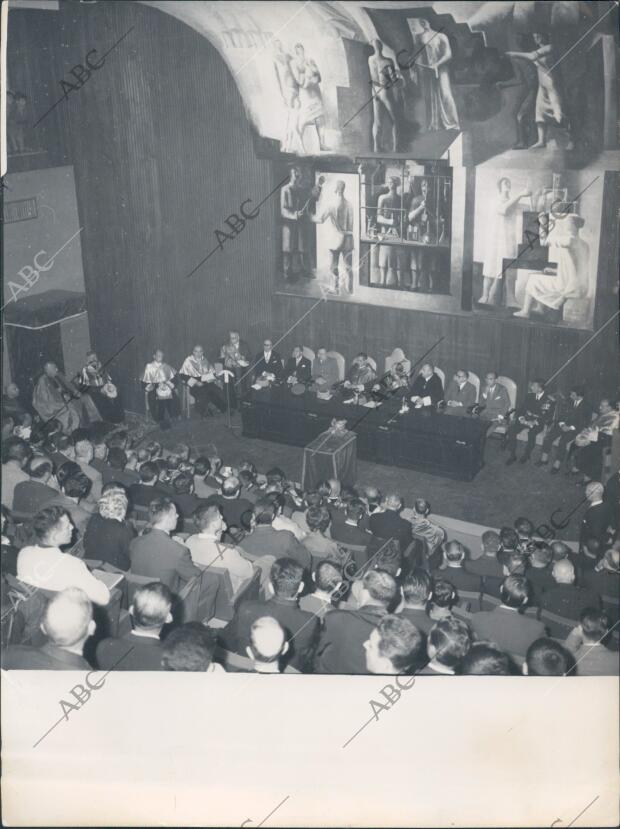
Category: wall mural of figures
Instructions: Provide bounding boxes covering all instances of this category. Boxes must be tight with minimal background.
[472,169,604,330]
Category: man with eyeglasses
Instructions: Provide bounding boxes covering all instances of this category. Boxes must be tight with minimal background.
[253,338,284,383]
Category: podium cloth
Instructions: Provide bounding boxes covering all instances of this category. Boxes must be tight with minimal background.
[302,429,357,491]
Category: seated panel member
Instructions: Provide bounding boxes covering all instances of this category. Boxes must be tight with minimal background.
[479,371,511,422]
[341,353,377,401]
[285,345,312,386]
[219,330,251,386]
[253,338,284,382]
[179,344,229,417]
[410,363,444,407]
[312,347,340,390]
[444,369,477,413]
[505,378,555,465]
[142,348,179,430]
[537,385,588,473]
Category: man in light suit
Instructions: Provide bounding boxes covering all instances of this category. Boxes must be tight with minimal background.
[285,345,312,385]
[312,347,340,389]
[444,369,477,414]
[253,338,284,382]
[129,497,202,592]
[479,371,511,421]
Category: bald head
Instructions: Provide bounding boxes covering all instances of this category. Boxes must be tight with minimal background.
[42,588,93,647]
[249,616,287,662]
[552,558,575,584]
[585,481,604,502]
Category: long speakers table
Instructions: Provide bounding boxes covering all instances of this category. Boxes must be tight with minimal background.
[241,387,488,481]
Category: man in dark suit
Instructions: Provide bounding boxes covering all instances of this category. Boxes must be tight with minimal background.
[170,472,205,521]
[432,540,483,596]
[2,587,94,670]
[444,369,477,414]
[604,471,620,527]
[526,544,556,607]
[505,378,555,465]
[96,582,173,671]
[537,385,589,473]
[311,348,340,390]
[221,557,319,672]
[239,500,311,572]
[541,558,600,621]
[330,500,373,550]
[369,492,412,554]
[565,608,619,676]
[128,461,167,508]
[129,497,202,591]
[12,456,58,516]
[285,345,312,385]
[410,363,444,407]
[205,476,254,529]
[470,575,545,659]
[253,338,284,382]
[467,530,505,580]
[396,569,434,635]
[580,482,616,551]
[314,569,398,673]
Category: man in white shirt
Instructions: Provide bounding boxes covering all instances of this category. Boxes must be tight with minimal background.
[179,344,227,416]
[185,504,254,591]
[17,505,110,606]
[1,437,32,508]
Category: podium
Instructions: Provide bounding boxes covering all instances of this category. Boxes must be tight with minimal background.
[302,428,357,491]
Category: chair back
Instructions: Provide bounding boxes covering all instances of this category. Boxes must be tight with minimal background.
[539,608,579,639]
[302,346,315,363]
[176,573,202,622]
[234,569,261,611]
[467,371,480,402]
[3,575,48,646]
[207,566,235,622]
[498,376,517,410]
[433,367,446,388]
[367,356,377,372]
[456,589,483,613]
[384,348,411,376]
[326,351,345,381]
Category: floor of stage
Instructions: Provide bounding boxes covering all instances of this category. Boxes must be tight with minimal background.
[134,410,587,541]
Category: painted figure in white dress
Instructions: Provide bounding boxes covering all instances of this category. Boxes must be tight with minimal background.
[407,18,460,132]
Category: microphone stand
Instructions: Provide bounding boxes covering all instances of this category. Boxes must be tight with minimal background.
[221,369,235,431]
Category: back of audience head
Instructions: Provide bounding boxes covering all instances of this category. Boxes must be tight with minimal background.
[529,544,553,568]
[583,538,600,560]
[74,438,94,462]
[193,456,211,478]
[265,491,285,514]
[161,623,216,671]
[500,575,531,610]
[361,569,398,608]
[139,460,159,484]
[314,560,342,595]
[108,447,127,470]
[550,540,570,561]
[99,488,128,522]
[481,530,501,557]
[306,505,331,534]
[172,471,193,495]
[270,557,304,598]
[369,538,401,577]
[222,476,241,498]
[148,497,178,529]
[402,569,432,607]
[240,508,256,533]
[430,579,457,611]
[598,546,620,573]
[42,587,94,649]
[106,430,129,451]
[131,582,173,631]
[345,499,366,524]
[28,455,55,482]
[64,472,92,501]
[238,469,255,489]
[552,558,575,584]
[579,607,610,643]
[459,643,511,675]
[2,436,33,467]
[255,500,277,526]
[525,638,573,676]
[316,480,332,500]
[364,615,425,674]
[247,616,288,665]
[503,552,527,576]
[266,467,286,486]
[428,617,472,668]
[303,491,324,510]
[57,460,80,489]
[384,492,403,512]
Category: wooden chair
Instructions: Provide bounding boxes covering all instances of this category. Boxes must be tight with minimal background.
[467,371,481,403]
[367,356,377,372]
[384,348,411,376]
[539,608,579,639]
[326,350,345,381]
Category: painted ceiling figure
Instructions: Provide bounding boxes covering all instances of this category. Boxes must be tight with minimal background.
[407,18,460,132]
[291,43,328,153]
[273,40,300,153]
